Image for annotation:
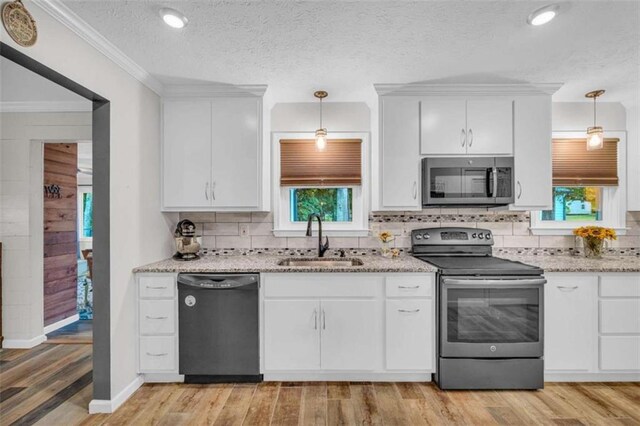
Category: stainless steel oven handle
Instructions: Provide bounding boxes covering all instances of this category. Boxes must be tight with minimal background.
[442,278,547,286]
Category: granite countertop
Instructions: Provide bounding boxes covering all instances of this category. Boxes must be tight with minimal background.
[133,253,437,274]
[497,253,640,273]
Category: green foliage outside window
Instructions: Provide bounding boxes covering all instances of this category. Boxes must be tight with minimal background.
[290,188,352,222]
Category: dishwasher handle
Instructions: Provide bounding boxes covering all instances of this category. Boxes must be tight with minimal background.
[177,274,258,289]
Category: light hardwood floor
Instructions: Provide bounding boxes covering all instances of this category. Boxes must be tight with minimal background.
[1,343,639,425]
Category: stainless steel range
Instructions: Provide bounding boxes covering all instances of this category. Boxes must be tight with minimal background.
[411,227,546,390]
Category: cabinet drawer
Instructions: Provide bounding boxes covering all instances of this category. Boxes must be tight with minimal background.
[600,336,640,371]
[139,300,176,335]
[600,274,640,297]
[139,275,175,299]
[264,274,380,298]
[139,336,176,372]
[386,299,433,370]
[600,300,640,334]
[386,275,433,298]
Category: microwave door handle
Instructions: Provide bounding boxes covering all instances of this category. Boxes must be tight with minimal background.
[486,168,493,197]
[492,167,498,198]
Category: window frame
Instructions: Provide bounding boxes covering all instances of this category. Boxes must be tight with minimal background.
[77,185,93,241]
[530,131,627,236]
[272,132,370,237]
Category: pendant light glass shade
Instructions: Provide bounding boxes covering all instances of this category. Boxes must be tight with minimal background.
[585,90,605,151]
[314,91,328,151]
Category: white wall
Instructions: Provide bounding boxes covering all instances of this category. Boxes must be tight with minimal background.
[0,112,91,346]
[1,1,175,400]
[553,102,627,131]
[271,102,370,132]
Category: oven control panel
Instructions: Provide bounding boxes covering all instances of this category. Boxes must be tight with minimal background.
[411,227,493,246]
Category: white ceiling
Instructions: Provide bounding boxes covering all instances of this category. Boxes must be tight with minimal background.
[62,1,639,106]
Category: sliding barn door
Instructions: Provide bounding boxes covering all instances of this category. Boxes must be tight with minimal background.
[43,143,78,327]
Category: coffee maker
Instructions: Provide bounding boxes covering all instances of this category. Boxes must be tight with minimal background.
[173,220,201,261]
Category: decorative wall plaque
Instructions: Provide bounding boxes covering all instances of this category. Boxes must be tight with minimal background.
[2,0,37,47]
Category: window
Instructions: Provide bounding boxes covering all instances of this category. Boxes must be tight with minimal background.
[273,133,369,236]
[530,132,626,235]
[78,187,93,239]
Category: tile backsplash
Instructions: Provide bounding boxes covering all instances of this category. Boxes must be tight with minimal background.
[180,210,640,251]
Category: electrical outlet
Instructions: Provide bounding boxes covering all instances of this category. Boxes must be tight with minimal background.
[239,224,249,236]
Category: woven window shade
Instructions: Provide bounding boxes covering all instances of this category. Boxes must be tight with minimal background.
[280,139,362,186]
[552,138,619,186]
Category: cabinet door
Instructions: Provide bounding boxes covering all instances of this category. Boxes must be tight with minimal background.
[264,300,320,370]
[545,275,597,371]
[420,98,467,155]
[466,100,513,155]
[210,97,260,208]
[380,97,421,210]
[320,300,380,370]
[386,299,433,370]
[512,96,552,210]
[163,100,212,208]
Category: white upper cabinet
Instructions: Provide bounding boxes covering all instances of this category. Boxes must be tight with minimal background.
[465,100,513,155]
[379,97,421,210]
[420,98,467,155]
[163,101,212,209]
[162,86,266,212]
[210,97,260,208]
[420,98,513,156]
[512,96,552,210]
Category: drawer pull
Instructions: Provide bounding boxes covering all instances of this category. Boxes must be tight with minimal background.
[398,309,420,313]
[146,285,167,290]
[557,285,578,292]
[145,315,168,320]
[146,352,168,357]
[398,285,420,289]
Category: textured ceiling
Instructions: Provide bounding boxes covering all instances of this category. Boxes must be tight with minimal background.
[62,1,639,106]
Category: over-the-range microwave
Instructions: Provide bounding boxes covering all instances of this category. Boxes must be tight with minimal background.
[422,157,515,206]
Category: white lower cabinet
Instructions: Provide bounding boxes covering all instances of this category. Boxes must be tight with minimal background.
[386,299,433,370]
[264,300,320,371]
[262,273,435,379]
[320,300,379,370]
[544,275,597,372]
[140,336,177,371]
[545,273,640,379]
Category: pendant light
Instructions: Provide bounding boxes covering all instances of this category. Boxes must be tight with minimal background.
[585,90,605,151]
[314,90,328,151]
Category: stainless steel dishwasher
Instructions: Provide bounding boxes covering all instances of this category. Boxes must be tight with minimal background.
[177,273,262,383]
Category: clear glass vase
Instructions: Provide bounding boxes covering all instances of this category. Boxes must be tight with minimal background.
[583,237,604,259]
[380,241,393,258]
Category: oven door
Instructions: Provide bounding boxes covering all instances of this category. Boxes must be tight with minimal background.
[440,276,545,358]
[422,157,496,205]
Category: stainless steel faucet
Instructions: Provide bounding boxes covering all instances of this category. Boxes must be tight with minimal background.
[306,213,329,257]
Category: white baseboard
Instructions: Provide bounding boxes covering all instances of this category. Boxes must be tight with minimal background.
[143,373,184,383]
[43,314,80,334]
[89,375,144,414]
[264,372,433,381]
[2,334,47,349]
[545,372,640,382]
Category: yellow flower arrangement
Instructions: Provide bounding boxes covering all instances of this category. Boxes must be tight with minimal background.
[378,231,395,243]
[572,226,617,241]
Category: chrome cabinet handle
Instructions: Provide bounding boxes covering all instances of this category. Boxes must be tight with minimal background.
[313,309,317,330]
[146,286,167,290]
[205,182,209,200]
[211,181,216,201]
[145,315,168,320]
[557,285,578,291]
[517,181,522,199]
[322,309,326,330]
[460,128,466,147]
[399,285,420,289]
[398,309,420,313]
[412,181,417,200]
[146,352,168,357]
[468,128,473,147]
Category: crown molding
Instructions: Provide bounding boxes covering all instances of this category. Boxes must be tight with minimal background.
[31,0,164,96]
[163,84,268,98]
[374,83,564,96]
[0,101,92,113]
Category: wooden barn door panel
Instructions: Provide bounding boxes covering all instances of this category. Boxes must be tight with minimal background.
[43,143,78,326]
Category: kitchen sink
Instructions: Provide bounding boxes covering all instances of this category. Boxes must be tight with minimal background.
[277,258,364,267]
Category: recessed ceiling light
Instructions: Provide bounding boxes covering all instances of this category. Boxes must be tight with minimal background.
[527,4,559,26]
[160,8,188,29]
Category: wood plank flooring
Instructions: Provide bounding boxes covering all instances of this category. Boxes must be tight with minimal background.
[1,343,639,426]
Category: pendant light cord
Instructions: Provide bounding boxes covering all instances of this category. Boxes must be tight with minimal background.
[593,96,597,126]
[320,97,323,129]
